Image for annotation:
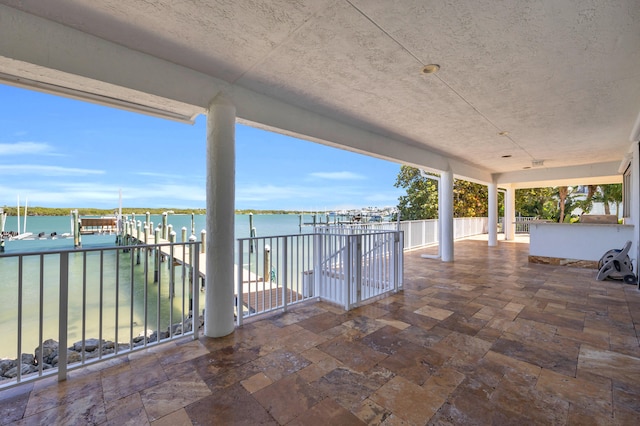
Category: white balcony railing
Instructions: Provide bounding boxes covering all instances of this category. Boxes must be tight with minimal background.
[334,217,488,250]
[236,229,404,322]
[0,242,200,389]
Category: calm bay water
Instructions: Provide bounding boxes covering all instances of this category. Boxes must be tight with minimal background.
[0,214,314,359]
[1,213,311,253]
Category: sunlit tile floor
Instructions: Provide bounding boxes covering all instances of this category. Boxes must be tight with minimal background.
[2,236,640,425]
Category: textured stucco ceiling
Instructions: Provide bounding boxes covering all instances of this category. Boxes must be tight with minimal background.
[1,0,639,180]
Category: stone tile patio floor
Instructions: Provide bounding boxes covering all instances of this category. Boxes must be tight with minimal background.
[1,237,640,425]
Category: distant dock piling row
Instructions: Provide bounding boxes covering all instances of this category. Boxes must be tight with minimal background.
[115,212,207,290]
[115,212,257,288]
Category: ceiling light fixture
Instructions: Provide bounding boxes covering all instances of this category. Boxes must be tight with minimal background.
[421,64,440,74]
[498,131,509,136]
[501,155,512,158]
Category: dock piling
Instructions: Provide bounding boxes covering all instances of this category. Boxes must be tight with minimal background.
[73,210,81,248]
[162,212,168,240]
[188,234,197,289]
[154,227,161,282]
[249,213,254,253]
[264,244,271,283]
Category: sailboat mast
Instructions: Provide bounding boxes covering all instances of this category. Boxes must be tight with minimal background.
[23,197,28,234]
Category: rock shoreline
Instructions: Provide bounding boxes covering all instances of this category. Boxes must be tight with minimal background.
[0,315,203,381]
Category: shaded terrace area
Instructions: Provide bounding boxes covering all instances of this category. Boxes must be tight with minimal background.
[1,237,639,424]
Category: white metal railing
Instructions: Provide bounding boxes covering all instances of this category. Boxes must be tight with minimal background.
[315,229,403,309]
[335,217,488,250]
[236,229,403,322]
[498,216,536,233]
[454,217,488,238]
[236,233,316,323]
[0,241,200,389]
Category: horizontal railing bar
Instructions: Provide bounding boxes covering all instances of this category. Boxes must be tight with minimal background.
[0,241,198,258]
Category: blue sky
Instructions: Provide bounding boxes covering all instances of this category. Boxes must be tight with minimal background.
[0,84,403,211]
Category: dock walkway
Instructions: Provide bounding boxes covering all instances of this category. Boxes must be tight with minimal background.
[123,231,303,315]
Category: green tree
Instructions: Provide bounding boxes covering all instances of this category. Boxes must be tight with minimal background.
[394,166,439,220]
[454,180,488,217]
[394,166,490,219]
[515,188,558,219]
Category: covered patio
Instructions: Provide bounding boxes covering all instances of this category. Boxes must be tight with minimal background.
[1,1,640,424]
[2,237,638,424]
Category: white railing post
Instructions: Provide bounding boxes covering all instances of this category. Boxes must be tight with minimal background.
[313,233,322,300]
[399,231,404,289]
[192,241,200,339]
[355,235,362,305]
[344,235,351,310]
[282,237,288,312]
[392,232,398,293]
[237,239,243,326]
[58,251,69,382]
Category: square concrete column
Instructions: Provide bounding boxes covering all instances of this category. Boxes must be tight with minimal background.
[440,170,454,262]
[205,94,236,338]
[488,182,498,246]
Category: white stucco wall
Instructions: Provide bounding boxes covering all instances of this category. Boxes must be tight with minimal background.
[529,222,634,261]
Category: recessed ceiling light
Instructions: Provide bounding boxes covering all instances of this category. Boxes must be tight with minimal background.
[501,154,512,158]
[523,166,531,169]
[421,64,440,74]
[498,131,509,136]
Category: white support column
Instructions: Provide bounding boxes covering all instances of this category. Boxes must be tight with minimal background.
[488,182,498,247]
[204,94,236,338]
[504,185,516,241]
[440,170,454,262]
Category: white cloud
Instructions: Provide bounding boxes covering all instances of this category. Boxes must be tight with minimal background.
[0,181,207,208]
[136,171,189,179]
[0,165,105,176]
[237,184,315,202]
[0,142,55,156]
[308,171,366,180]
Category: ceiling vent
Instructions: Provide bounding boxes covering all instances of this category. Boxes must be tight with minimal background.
[531,159,545,167]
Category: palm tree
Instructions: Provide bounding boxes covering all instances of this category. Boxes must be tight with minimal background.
[595,184,622,216]
[558,186,569,223]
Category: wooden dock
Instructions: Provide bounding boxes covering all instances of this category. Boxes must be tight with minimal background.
[123,230,303,314]
[124,230,260,282]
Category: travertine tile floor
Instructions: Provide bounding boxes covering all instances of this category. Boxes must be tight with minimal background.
[1,237,640,425]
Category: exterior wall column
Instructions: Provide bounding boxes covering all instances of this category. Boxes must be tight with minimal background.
[204,94,236,338]
[440,170,454,262]
[488,182,498,247]
[504,185,516,241]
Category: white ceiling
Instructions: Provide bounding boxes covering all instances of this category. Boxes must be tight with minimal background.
[0,0,639,185]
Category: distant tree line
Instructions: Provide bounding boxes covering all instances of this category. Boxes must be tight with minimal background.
[394,166,622,222]
[0,207,305,216]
